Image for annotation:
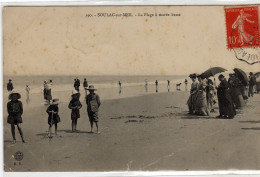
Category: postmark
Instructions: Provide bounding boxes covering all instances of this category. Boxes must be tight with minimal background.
[225,6,260,65]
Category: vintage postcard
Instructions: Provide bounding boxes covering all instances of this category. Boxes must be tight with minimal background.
[2,5,260,173]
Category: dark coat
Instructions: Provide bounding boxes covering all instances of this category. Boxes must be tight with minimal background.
[86,93,101,112]
[7,100,23,124]
[68,99,82,120]
[7,82,14,91]
[217,79,236,117]
[46,105,60,125]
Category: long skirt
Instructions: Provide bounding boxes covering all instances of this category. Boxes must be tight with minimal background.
[230,87,245,108]
[194,90,209,116]
[217,91,236,118]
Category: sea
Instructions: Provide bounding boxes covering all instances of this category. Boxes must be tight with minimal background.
[3,75,189,107]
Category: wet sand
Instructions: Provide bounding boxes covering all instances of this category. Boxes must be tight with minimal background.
[3,91,260,171]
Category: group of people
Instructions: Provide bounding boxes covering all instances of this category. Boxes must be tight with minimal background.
[187,72,257,119]
[6,78,101,143]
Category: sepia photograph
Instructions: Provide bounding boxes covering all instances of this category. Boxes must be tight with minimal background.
[2,5,260,173]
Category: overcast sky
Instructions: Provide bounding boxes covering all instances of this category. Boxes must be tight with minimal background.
[3,6,260,76]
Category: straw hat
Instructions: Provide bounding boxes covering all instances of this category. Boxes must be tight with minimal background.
[86,85,97,91]
[50,99,60,105]
[9,91,21,100]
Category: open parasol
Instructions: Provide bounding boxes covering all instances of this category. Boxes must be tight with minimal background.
[200,67,227,79]
[233,68,249,86]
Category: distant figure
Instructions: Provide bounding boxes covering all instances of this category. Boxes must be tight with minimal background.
[86,85,101,134]
[216,74,236,119]
[184,79,188,91]
[7,91,25,143]
[145,80,148,92]
[118,81,122,88]
[167,80,170,92]
[74,78,80,92]
[155,80,158,92]
[69,90,82,132]
[176,83,182,90]
[248,72,256,97]
[45,81,52,104]
[43,80,47,100]
[7,79,14,92]
[25,85,30,104]
[83,78,88,96]
[46,99,60,138]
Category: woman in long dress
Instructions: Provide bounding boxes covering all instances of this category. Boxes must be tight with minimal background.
[187,74,198,114]
[217,75,236,118]
[194,75,209,116]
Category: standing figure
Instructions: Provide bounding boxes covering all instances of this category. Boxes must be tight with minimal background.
[184,79,188,91]
[68,90,82,132]
[7,79,14,92]
[46,99,60,138]
[43,80,47,100]
[45,81,52,104]
[118,81,122,95]
[248,72,256,97]
[206,78,215,112]
[216,75,236,119]
[187,74,198,114]
[86,85,101,134]
[7,91,26,143]
[228,73,245,109]
[25,85,30,104]
[155,80,158,92]
[167,80,170,92]
[194,75,209,116]
[232,9,255,45]
[145,80,148,92]
[83,78,88,96]
[74,78,80,92]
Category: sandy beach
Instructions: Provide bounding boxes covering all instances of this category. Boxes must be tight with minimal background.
[3,90,260,172]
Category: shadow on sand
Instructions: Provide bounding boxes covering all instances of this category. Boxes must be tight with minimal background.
[241,127,260,130]
[36,130,93,137]
[239,121,260,124]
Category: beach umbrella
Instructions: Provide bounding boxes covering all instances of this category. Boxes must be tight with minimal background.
[233,68,249,86]
[254,72,260,77]
[200,67,227,79]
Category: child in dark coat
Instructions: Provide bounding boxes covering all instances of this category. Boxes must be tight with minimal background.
[86,85,101,134]
[7,91,25,143]
[68,90,82,132]
[46,99,60,138]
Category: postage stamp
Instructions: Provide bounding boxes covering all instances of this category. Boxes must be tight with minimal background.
[225,6,260,65]
[225,6,259,49]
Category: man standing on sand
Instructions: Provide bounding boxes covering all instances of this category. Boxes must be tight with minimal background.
[86,85,101,134]
[155,80,158,92]
[83,78,88,96]
[184,79,188,91]
[7,79,14,92]
[248,72,256,97]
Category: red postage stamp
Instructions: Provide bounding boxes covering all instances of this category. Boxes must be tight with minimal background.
[225,6,260,49]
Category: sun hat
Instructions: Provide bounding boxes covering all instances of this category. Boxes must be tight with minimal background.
[8,91,21,100]
[9,79,12,81]
[86,85,97,91]
[50,99,60,105]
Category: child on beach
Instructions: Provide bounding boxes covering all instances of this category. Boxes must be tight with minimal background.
[7,91,25,143]
[7,79,14,92]
[86,85,101,134]
[68,90,82,132]
[46,99,60,137]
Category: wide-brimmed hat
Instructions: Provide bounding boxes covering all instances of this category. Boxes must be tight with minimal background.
[86,85,97,91]
[9,79,12,81]
[249,72,253,75]
[9,91,21,100]
[189,73,196,78]
[50,99,60,105]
